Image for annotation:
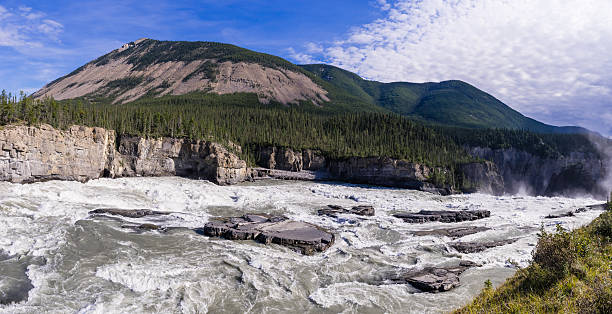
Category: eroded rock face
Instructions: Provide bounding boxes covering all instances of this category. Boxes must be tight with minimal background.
[394,210,491,223]
[201,214,335,255]
[256,146,304,172]
[0,124,116,183]
[0,124,252,185]
[111,136,252,185]
[378,261,478,292]
[318,205,375,217]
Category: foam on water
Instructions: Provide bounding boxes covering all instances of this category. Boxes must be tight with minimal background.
[0,177,604,313]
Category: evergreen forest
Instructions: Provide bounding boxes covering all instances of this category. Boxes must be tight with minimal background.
[0,90,601,171]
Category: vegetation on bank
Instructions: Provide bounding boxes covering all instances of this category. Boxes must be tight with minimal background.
[455,209,612,313]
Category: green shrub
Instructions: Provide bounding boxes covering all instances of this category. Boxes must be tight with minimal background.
[593,211,612,240]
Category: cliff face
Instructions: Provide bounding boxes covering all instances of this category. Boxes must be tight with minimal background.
[111,136,252,185]
[254,146,503,195]
[0,124,115,183]
[468,147,607,197]
[0,124,251,185]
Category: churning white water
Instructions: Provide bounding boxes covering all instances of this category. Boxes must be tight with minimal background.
[0,177,604,313]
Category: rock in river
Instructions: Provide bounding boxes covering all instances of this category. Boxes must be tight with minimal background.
[89,208,170,218]
[394,210,490,223]
[318,205,375,217]
[201,214,335,255]
[411,226,491,238]
[378,261,478,292]
[450,238,518,253]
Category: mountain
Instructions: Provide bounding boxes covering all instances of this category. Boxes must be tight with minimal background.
[301,64,590,134]
[33,38,587,134]
[33,38,332,106]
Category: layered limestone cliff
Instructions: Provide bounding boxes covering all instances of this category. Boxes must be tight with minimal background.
[468,147,607,197]
[0,124,115,183]
[0,124,251,185]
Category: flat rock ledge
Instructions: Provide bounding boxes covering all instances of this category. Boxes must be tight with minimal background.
[201,214,335,255]
[394,210,490,223]
[411,226,491,238]
[450,238,518,253]
[378,261,478,292]
[89,208,171,218]
[318,205,375,217]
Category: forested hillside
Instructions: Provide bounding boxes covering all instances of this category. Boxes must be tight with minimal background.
[1,90,600,168]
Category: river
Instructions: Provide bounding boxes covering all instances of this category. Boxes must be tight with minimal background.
[0,177,604,313]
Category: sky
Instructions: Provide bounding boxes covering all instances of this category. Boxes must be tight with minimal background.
[0,0,611,136]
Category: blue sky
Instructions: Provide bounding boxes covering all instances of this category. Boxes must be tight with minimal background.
[1,0,611,136]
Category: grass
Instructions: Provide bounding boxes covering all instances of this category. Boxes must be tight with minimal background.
[454,209,612,314]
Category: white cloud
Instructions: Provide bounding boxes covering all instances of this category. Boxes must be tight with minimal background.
[304,0,612,135]
[287,47,318,64]
[0,5,63,48]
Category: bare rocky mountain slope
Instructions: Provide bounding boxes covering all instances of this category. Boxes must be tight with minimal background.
[33,38,329,105]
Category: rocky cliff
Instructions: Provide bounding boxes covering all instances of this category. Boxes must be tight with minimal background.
[0,124,251,185]
[468,147,607,197]
[254,146,503,195]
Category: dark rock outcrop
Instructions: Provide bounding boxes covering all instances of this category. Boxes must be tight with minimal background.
[412,226,491,238]
[89,208,170,218]
[378,261,478,292]
[394,210,491,223]
[201,214,335,255]
[450,239,518,253]
[318,205,375,217]
[544,211,575,219]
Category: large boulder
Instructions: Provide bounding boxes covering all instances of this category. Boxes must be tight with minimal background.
[202,214,335,255]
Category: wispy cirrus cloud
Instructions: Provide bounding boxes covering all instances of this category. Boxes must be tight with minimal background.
[294,0,612,136]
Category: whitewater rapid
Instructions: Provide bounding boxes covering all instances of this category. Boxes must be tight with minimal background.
[0,177,604,313]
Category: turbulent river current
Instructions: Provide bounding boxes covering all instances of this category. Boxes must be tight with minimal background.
[0,177,604,313]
